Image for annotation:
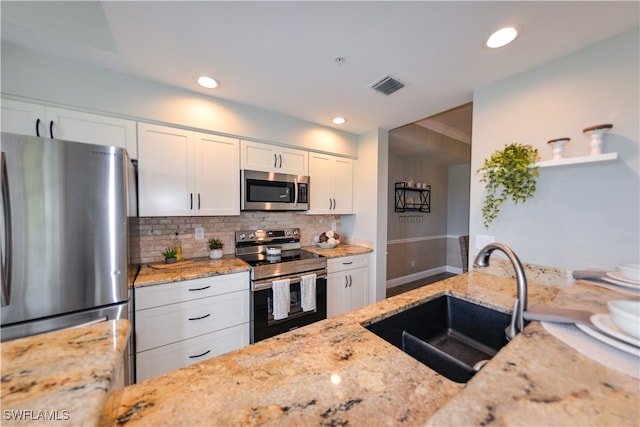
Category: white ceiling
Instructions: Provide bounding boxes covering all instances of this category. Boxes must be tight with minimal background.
[1,1,638,136]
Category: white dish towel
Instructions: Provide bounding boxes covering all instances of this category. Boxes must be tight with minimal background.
[272,279,290,320]
[300,273,317,312]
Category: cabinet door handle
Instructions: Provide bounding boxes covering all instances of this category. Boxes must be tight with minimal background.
[279,154,283,168]
[49,121,54,139]
[273,153,278,168]
[189,350,211,359]
[198,193,201,210]
[190,193,193,210]
[348,275,352,287]
[329,198,333,210]
[188,313,211,321]
[188,285,211,292]
[344,276,349,288]
[35,118,41,137]
[332,198,336,210]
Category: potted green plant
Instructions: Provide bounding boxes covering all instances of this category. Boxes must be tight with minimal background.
[208,238,224,260]
[162,247,178,264]
[478,143,540,229]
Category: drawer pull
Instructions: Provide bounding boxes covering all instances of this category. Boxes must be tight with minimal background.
[342,261,353,265]
[188,285,211,292]
[188,313,211,321]
[189,350,211,359]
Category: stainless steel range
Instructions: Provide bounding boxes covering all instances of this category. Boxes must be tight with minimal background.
[235,228,327,343]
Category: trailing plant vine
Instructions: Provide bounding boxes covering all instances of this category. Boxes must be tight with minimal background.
[478,143,540,229]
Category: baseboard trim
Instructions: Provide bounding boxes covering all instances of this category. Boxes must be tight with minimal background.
[386,266,449,288]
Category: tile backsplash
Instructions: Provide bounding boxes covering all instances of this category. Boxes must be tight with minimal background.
[130,212,341,264]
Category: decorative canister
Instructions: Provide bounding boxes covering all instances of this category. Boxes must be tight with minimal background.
[547,137,570,160]
[583,124,613,156]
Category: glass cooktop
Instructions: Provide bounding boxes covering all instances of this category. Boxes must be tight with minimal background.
[237,250,323,267]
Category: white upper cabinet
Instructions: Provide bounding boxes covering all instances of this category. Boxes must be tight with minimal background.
[1,98,137,158]
[138,122,240,217]
[240,140,308,175]
[195,132,240,216]
[308,153,353,214]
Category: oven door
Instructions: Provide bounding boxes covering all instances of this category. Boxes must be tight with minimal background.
[241,169,309,211]
[251,276,327,343]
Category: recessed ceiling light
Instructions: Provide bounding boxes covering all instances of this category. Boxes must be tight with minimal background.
[332,117,346,125]
[197,76,219,89]
[486,27,518,49]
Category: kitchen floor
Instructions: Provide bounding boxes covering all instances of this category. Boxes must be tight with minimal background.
[386,272,457,298]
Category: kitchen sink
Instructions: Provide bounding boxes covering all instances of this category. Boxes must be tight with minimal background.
[365,295,512,383]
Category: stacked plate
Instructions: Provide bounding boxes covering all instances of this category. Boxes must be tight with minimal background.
[576,298,640,356]
[602,263,640,293]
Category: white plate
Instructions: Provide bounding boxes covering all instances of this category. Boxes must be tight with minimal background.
[591,313,640,347]
[603,275,640,289]
[576,322,640,357]
[606,271,640,286]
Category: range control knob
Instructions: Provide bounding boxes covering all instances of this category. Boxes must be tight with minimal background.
[248,232,255,239]
[285,229,291,236]
[238,233,246,240]
[292,229,299,236]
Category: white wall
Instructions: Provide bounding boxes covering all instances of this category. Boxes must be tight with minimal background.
[1,42,358,157]
[447,163,471,236]
[470,28,639,270]
[342,128,388,302]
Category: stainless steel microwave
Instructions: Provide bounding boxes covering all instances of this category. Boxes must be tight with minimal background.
[241,170,309,211]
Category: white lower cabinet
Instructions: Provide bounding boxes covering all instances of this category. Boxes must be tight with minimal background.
[134,272,250,382]
[136,324,249,382]
[327,254,369,318]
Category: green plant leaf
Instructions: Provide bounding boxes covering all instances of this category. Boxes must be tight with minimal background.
[478,143,540,229]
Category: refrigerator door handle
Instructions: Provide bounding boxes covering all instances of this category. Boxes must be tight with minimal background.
[1,151,12,307]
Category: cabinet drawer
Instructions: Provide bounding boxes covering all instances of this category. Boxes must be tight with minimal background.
[328,254,369,273]
[135,272,248,310]
[135,291,250,351]
[136,323,249,382]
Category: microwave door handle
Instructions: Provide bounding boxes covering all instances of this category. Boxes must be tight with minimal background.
[293,179,298,206]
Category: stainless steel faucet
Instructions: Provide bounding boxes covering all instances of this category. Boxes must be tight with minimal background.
[473,243,527,341]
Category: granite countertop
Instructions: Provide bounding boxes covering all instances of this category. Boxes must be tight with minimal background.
[1,319,131,426]
[111,272,639,426]
[303,243,373,258]
[133,245,372,288]
[133,255,251,288]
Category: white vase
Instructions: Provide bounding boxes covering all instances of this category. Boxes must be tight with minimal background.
[209,249,223,259]
[583,124,613,156]
[547,138,570,160]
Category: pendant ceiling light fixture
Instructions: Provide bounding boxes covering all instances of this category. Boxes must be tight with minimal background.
[486,27,518,49]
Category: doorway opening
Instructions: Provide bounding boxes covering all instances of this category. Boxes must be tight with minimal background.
[386,103,472,297]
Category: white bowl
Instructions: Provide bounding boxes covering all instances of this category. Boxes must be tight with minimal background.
[616,264,640,282]
[608,300,640,339]
[316,240,340,249]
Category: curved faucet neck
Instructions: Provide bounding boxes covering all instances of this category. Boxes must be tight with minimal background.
[473,243,528,340]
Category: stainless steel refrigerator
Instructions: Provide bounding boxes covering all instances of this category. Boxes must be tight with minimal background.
[1,132,135,343]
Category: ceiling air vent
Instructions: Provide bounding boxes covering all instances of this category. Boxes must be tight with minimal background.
[371,75,405,95]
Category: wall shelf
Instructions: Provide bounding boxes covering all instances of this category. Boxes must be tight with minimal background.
[479,152,618,174]
[536,152,618,168]
[395,182,431,213]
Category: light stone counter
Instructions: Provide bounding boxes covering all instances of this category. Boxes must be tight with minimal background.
[133,255,251,288]
[1,319,131,426]
[303,243,373,258]
[111,272,639,426]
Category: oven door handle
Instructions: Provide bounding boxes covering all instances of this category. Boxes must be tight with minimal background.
[253,274,327,291]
